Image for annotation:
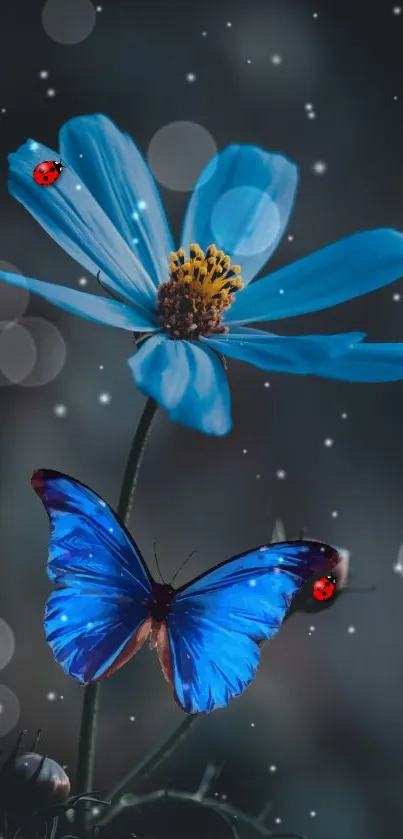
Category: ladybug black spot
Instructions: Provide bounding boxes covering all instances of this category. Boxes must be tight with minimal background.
[43,175,48,181]
[50,166,56,172]
[38,167,45,173]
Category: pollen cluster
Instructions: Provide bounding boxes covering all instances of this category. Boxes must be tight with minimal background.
[157,243,243,339]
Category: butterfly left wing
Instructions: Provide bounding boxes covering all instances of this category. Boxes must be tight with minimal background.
[32,469,153,684]
[159,541,338,714]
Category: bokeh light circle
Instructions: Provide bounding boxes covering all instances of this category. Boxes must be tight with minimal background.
[0,261,30,323]
[42,0,96,45]
[0,619,15,671]
[0,685,20,735]
[211,186,281,256]
[147,121,217,192]
[19,318,67,387]
[0,323,37,384]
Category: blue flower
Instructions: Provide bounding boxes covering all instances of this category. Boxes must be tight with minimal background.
[1,114,403,436]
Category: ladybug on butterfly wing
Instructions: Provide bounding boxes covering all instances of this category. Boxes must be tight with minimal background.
[286,546,351,617]
[312,574,337,602]
[33,160,64,186]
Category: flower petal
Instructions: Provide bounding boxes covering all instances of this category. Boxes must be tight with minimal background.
[128,334,232,435]
[181,145,297,285]
[225,229,403,325]
[309,341,403,382]
[0,271,158,331]
[9,137,157,311]
[59,114,174,287]
[202,326,366,373]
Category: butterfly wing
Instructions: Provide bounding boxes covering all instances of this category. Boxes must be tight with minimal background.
[32,469,153,684]
[161,541,338,713]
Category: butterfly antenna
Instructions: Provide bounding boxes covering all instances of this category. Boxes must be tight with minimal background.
[170,549,196,586]
[153,540,165,583]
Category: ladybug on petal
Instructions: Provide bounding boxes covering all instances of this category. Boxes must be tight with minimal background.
[33,160,64,186]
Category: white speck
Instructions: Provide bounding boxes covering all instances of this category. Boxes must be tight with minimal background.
[186,72,197,83]
[309,625,316,632]
[99,500,106,507]
[256,473,261,480]
[226,21,232,27]
[271,54,282,65]
[1,108,6,114]
[96,5,102,11]
[92,808,100,817]
[313,12,318,17]
[275,817,282,825]
[47,692,57,701]
[310,810,317,818]
[307,111,316,119]
[53,404,67,418]
[129,715,136,722]
[287,234,294,241]
[393,293,401,301]
[78,277,88,286]
[108,527,113,533]
[394,95,398,100]
[137,200,147,210]
[46,88,56,98]
[347,625,356,634]
[246,59,252,64]
[393,561,403,576]
[75,184,82,191]
[324,438,334,447]
[393,6,402,14]
[279,288,284,295]
[269,764,277,772]
[341,412,348,419]
[87,622,94,630]
[39,70,49,79]
[132,237,139,245]
[99,364,104,370]
[248,579,257,588]
[331,510,339,518]
[313,160,327,175]
[60,695,64,700]
[251,721,255,727]
[79,153,84,158]
[242,448,248,454]
[305,102,314,111]
[29,141,39,151]
[60,614,67,623]
[264,381,271,388]
[98,392,111,404]
[201,30,207,36]
[276,469,287,479]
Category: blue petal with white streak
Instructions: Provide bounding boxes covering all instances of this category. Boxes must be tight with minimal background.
[0,271,158,331]
[59,115,174,288]
[8,138,157,311]
[203,327,366,373]
[128,334,232,435]
[181,145,297,286]
[225,229,403,325]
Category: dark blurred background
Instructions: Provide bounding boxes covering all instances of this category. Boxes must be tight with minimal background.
[1,0,403,837]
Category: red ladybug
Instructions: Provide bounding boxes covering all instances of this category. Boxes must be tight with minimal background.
[33,160,64,187]
[312,575,337,602]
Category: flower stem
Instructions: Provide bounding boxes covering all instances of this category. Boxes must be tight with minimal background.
[103,714,199,816]
[75,397,158,833]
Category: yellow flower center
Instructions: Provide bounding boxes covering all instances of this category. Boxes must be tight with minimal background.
[157,243,243,339]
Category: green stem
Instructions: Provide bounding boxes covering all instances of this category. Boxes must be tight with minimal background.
[103,714,199,816]
[75,397,158,832]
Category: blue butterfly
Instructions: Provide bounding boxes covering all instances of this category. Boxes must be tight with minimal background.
[32,469,339,715]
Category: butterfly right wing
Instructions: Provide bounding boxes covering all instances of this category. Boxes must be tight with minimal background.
[32,469,153,684]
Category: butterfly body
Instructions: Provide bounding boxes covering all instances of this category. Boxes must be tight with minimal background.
[33,469,339,714]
